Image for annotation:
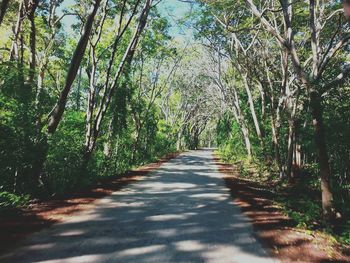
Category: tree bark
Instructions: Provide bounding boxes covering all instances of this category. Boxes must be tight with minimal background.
[177,126,184,151]
[270,113,283,176]
[28,0,39,83]
[309,91,334,220]
[85,52,97,153]
[9,0,25,61]
[230,85,253,158]
[76,66,82,111]
[242,74,264,151]
[0,0,10,25]
[103,116,115,158]
[286,119,295,178]
[241,123,252,158]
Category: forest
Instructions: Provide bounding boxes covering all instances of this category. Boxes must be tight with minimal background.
[0,0,349,249]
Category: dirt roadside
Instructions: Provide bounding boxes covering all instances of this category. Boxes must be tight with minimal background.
[0,152,180,255]
[214,156,350,263]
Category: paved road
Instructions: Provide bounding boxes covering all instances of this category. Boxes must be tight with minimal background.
[1,150,277,263]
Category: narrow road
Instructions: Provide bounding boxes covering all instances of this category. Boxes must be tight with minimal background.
[1,150,277,263]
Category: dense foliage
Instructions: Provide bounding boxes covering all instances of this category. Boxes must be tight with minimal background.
[0,0,184,201]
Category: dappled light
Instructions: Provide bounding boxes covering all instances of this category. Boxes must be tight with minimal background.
[1,150,275,263]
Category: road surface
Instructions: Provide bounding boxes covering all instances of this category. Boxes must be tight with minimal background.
[0,149,277,263]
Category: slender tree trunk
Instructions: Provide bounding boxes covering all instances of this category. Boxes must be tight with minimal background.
[35,20,58,125]
[294,126,302,168]
[28,0,39,83]
[241,123,252,159]
[232,109,252,159]
[257,82,266,119]
[286,119,295,178]
[310,91,335,220]
[177,126,184,151]
[285,94,298,178]
[103,110,117,158]
[242,74,264,148]
[85,57,97,152]
[76,66,82,111]
[231,88,253,159]
[19,30,24,64]
[132,121,142,164]
[270,114,283,175]
[9,0,24,60]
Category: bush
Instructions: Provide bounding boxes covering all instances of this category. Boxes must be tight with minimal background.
[44,111,86,195]
[0,191,29,212]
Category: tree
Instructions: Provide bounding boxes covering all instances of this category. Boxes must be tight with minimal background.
[47,0,102,134]
[244,0,349,221]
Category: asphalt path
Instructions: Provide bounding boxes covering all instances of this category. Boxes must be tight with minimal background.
[0,149,278,263]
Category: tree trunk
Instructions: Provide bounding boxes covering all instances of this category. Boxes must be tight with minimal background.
[310,91,335,220]
[230,111,252,159]
[286,119,295,178]
[241,123,252,159]
[177,126,184,151]
[85,57,97,152]
[76,66,82,111]
[295,141,302,167]
[270,114,283,176]
[47,0,101,134]
[9,0,24,60]
[242,74,264,150]
[28,0,39,83]
[132,123,142,164]
[0,0,10,25]
[103,113,116,158]
[231,88,253,159]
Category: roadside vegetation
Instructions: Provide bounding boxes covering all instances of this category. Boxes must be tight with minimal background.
[204,0,350,245]
[0,0,178,206]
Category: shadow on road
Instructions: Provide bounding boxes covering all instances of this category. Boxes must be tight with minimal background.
[1,149,275,263]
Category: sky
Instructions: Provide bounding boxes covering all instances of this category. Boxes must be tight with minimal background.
[157,0,196,41]
[59,0,196,41]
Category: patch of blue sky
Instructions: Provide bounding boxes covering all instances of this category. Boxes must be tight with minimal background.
[56,0,76,35]
[58,0,197,41]
[157,0,196,41]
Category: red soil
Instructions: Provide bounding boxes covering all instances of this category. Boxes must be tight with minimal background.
[214,156,350,263]
[0,152,180,255]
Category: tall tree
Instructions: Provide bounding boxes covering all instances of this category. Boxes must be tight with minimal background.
[47,0,102,134]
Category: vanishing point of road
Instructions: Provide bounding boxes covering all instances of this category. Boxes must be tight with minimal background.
[0,149,278,263]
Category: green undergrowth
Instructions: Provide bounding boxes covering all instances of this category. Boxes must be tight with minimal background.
[215,150,350,246]
[0,191,29,213]
[0,149,178,214]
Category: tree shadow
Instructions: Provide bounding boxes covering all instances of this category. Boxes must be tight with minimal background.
[0,152,180,255]
[214,157,350,262]
[1,150,275,263]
